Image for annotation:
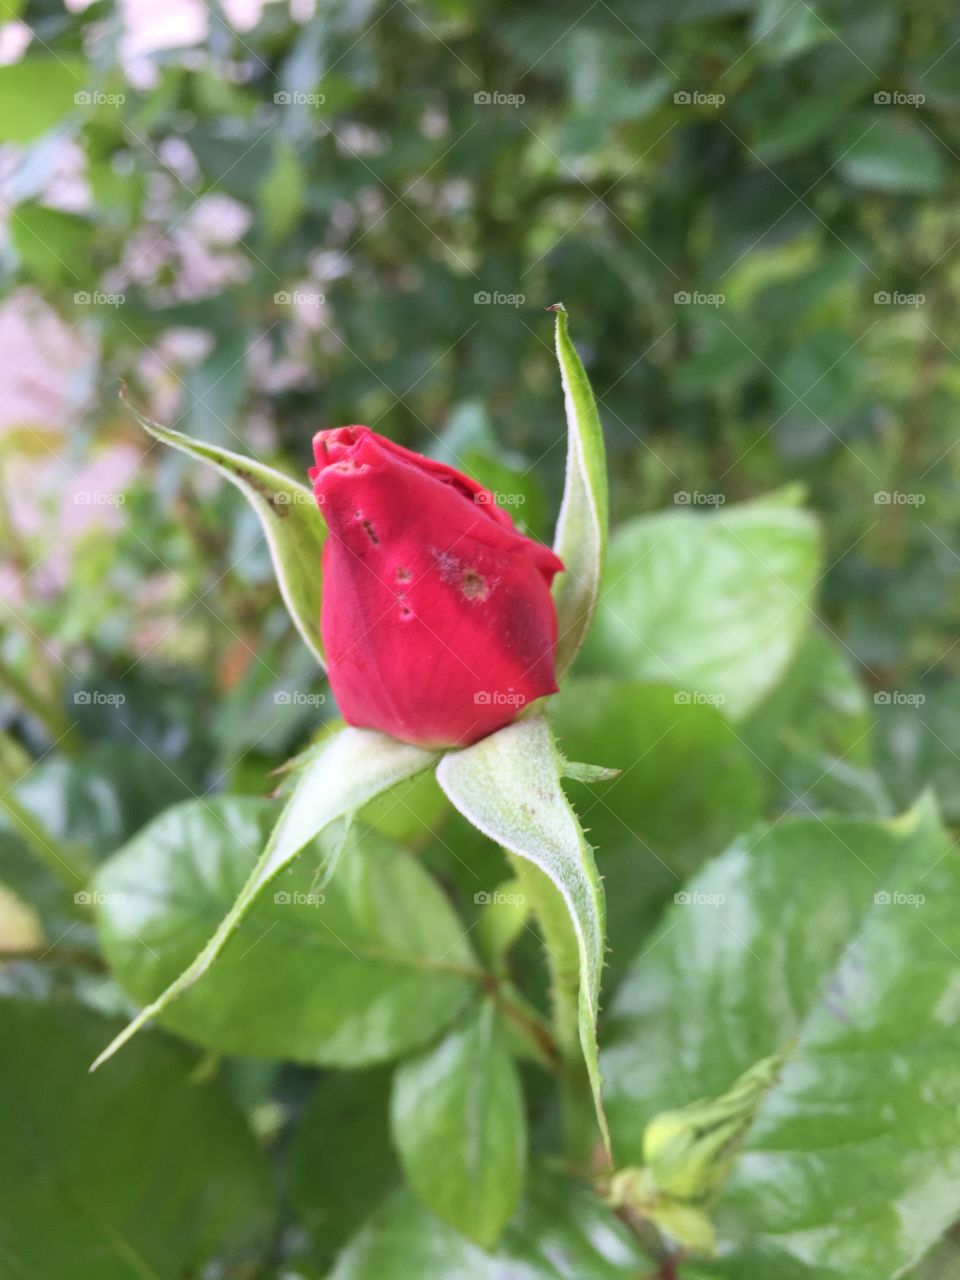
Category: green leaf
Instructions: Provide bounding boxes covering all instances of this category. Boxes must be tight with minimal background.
[603,797,960,1278]
[0,999,269,1278]
[549,305,609,679]
[290,1067,400,1267]
[551,677,764,864]
[550,677,764,985]
[836,112,947,195]
[391,1001,526,1246]
[11,204,92,284]
[0,58,84,143]
[436,714,610,1161]
[581,489,820,719]
[123,392,328,666]
[329,1172,650,1279]
[750,0,831,62]
[741,628,890,817]
[474,877,531,968]
[95,796,477,1065]
[90,728,436,1069]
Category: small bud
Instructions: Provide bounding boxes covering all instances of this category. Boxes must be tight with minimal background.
[643,1051,784,1202]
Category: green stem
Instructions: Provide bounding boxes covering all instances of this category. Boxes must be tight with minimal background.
[505,852,599,1167]
[0,788,91,893]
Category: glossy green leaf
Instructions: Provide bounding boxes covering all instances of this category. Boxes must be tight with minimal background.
[123,393,328,666]
[581,488,820,719]
[95,797,477,1065]
[550,677,764,984]
[551,677,764,864]
[549,305,609,679]
[437,715,610,1160]
[329,1172,650,1279]
[603,797,960,1278]
[741,628,890,817]
[391,1001,526,1246]
[91,730,437,1069]
[0,999,269,1278]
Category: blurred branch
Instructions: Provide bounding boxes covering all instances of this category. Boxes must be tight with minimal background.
[0,754,91,893]
[0,654,81,751]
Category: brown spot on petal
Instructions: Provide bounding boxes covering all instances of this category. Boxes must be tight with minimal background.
[360,519,379,546]
[396,566,412,582]
[460,569,489,601]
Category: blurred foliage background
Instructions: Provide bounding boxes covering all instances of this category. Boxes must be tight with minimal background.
[4,0,960,791]
[5,0,960,1277]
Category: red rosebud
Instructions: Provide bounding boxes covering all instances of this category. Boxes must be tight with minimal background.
[309,426,564,748]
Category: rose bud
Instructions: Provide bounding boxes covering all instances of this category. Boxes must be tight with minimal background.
[309,426,564,749]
